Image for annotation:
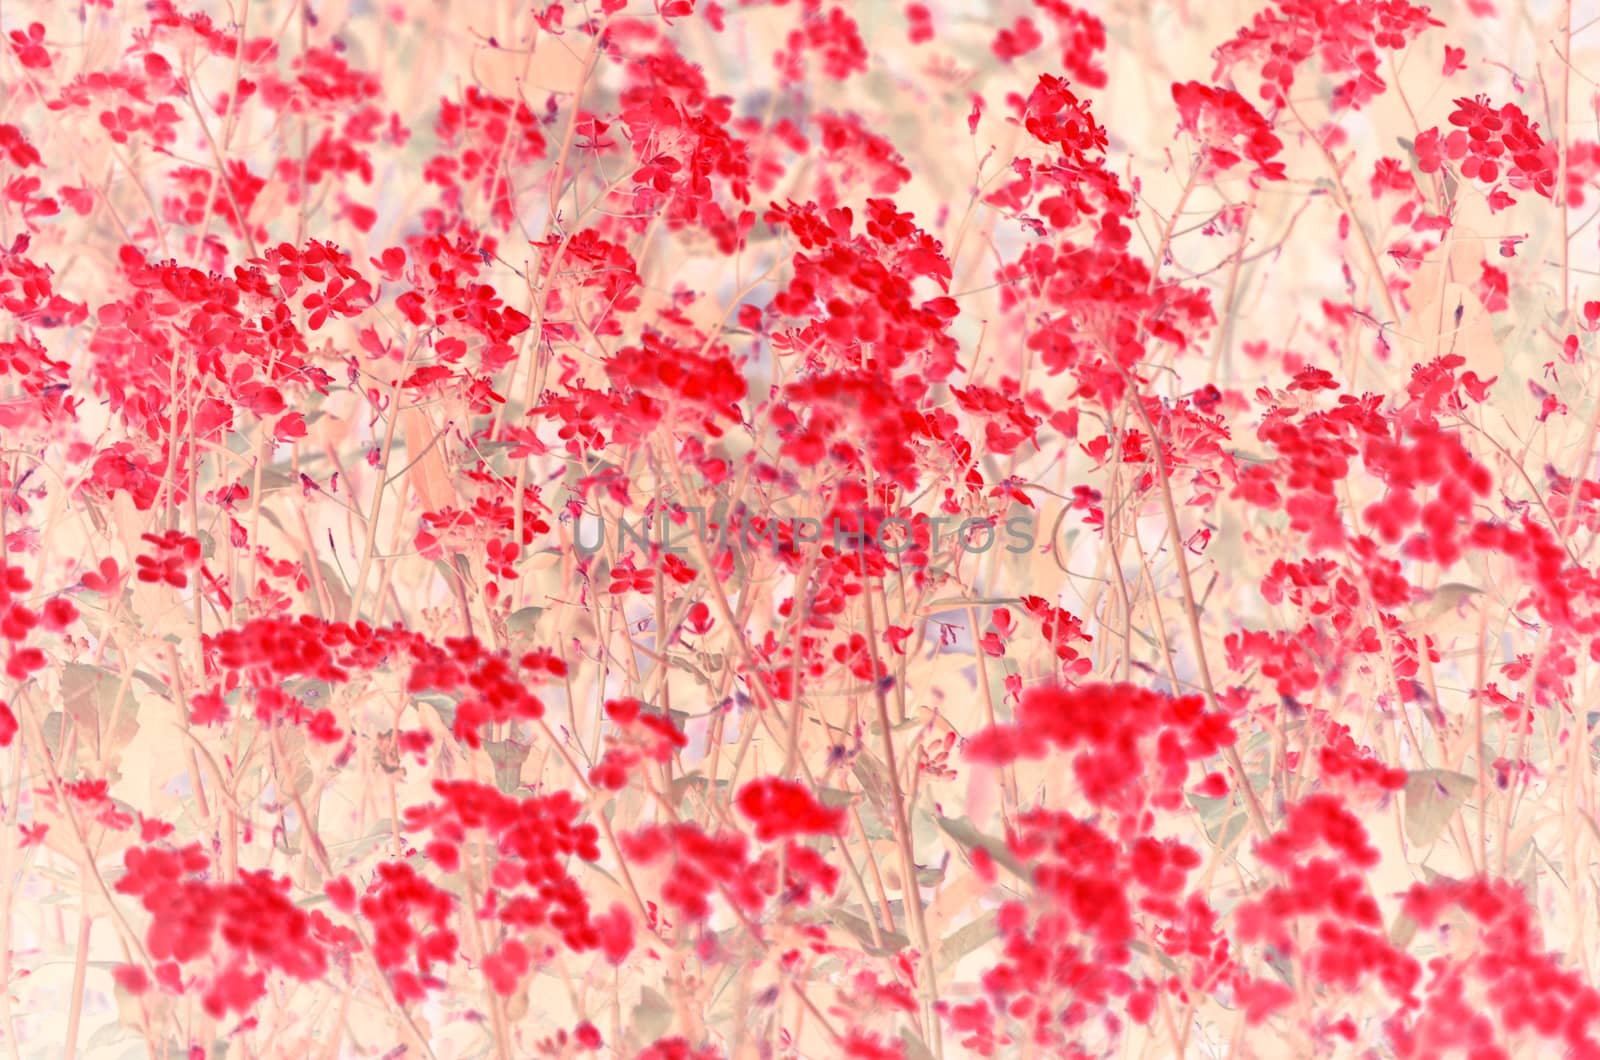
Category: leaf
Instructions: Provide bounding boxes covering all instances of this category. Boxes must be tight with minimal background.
[813,786,854,809]
[421,695,459,732]
[505,606,544,636]
[316,559,353,620]
[900,1029,937,1060]
[328,820,398,861]
[935,910,998,974]
[670,773,728,804]
[88,1016,136,1049]
[851,751,896,812]
[401,405,457,512]
[1403,769,1476,846]
[42,711,64,756]
[667,653,717,691]
[630,985,674,1043]
[1412,583,1485,633]
[933,813,1031,882]
[829,906,910,955]
[62,663,128,756]
[287,679,337,709]
[1188,793,1248,850]
[1129,938,1182,976]
[256,465,301,493]
[275,728,315,799]
[485,739,530,793]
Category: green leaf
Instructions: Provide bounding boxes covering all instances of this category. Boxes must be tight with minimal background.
[1389,865,1443,949]
[631,986,674,1043]
[900,1029,937,1060]
[420,695,459,732]
[669,773,728,805]
[936,910,998,974]
[851,751,896,812]
[485,739,530,793]
[1129,938,1182,976]
[813,786,855,809]
[62,662,136,757]
[42,711,64,756]
[257,465,301,493]
[1188,793,1248,850]
[505,606,544,635]
[275,728,315,799]
[1403,769,1476,846]
[933,813,1031,882]
[829,906,910,955]
[88,1018,136,1049]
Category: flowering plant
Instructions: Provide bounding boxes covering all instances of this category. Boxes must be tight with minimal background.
[1,0,1598,1057]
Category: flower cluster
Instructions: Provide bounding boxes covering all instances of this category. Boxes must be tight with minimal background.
[1,0,1597,1056]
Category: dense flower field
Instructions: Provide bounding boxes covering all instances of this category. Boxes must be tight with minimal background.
[2,0,1600,1056]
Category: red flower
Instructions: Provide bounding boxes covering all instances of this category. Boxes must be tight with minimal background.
[1416,96,1557,197]
[735,778,846,841]
[1172,81,1286,184]
[112,964,150,995]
